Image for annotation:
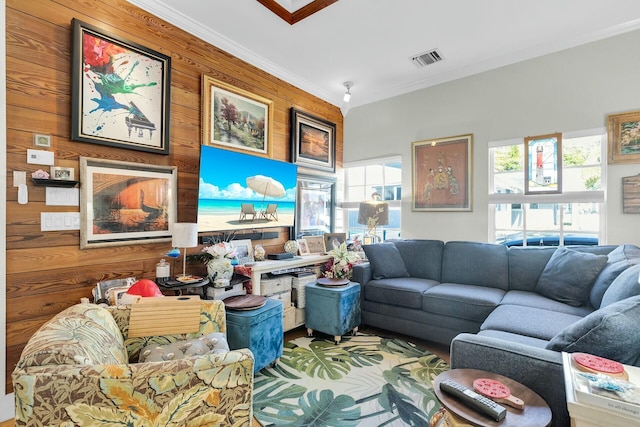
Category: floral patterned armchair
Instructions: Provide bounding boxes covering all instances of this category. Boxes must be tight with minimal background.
[12,300,254,426]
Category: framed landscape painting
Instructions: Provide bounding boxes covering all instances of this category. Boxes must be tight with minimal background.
[71,19,171,154]
[202,75,273,157]
[607,110,640,164]
[291,108,336,172]
[80,157,177,248]
[412,134,472,211]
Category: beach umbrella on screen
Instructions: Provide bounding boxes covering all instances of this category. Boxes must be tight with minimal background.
[246,175,286,208]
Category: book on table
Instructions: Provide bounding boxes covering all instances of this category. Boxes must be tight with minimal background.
[566,352,640,419]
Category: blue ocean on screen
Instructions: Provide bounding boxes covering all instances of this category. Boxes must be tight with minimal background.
[198,199,295,215]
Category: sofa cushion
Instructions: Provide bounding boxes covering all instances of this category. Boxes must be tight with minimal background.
[600,263,640,307]
[364,277,438,309]
[546,295,640,365]
[363,243,410,280]
[442,241,509,290]
[423,283,505,322]
[535,247,608,306]
[500,291,593,317]
[481,305,583,340]
[17,304,128,369]
[589,244,640,308]
[392,239,444,281]
[507,247,555,292]
[138,332,229,362]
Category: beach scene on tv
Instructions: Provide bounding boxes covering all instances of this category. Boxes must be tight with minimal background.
[197,145,298,232]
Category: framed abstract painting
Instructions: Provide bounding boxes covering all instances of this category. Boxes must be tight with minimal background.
[71,19,172,154]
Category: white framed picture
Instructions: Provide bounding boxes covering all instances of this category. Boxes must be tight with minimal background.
[232,239,254,265]
[50,166,75,180]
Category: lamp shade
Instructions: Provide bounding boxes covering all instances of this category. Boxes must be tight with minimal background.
[171,223,198,248]
[357,202,389,227]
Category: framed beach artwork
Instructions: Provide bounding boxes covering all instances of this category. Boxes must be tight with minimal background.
[197,145,298,233]
[607,110,640,164]
[291,108,336,172]
[79,157,177,249]
[524,133,562,195]
[71,19,171,154]
[412,134,473,211]
[202,75,273,157]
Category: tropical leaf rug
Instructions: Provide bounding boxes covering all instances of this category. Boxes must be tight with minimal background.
[253,333,450,426]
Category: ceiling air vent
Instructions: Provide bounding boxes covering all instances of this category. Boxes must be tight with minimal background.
[410,48,444,68]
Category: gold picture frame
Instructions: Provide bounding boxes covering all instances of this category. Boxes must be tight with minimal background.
[607,110,640,164]
[412,134,473,211]
[202,75,273,157]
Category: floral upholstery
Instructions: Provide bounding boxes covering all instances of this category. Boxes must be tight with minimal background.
[13,300,254,426]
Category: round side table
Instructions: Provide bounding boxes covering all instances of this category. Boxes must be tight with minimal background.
[433,369,552,427]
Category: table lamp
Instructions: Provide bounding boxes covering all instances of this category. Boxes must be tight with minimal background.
[357,193,389,243]
[171,223,198,278]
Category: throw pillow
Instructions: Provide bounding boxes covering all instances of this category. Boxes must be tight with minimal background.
[600,263,640,308]
[362,243,410,280]
[138,332,229,363]
[535,247,608,306]
[589,244,640,308]
[546,295,640,365]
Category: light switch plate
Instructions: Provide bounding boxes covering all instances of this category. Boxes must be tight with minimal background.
[41,212,80,231]
[27,149,54,165]
[13,171,26,187]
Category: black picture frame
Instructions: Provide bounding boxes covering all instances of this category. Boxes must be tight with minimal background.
[291,108,336,172]
[295,174,335,239]
[71,19,171,154]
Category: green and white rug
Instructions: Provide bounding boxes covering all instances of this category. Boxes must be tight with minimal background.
[253,334,449,426]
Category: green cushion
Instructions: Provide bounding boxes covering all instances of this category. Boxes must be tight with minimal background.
[535,247,608,306]
[546,295,640,365]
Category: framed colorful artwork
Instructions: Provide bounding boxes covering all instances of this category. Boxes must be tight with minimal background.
[324,233,346,252]
[524,133,562,195]
[202,75,273,157]
[412,134,473,211]
[79,157,177,248]
[231,239,254,265]
[71,19,171,154]
[291,108,336,172]
[607,110,640,164]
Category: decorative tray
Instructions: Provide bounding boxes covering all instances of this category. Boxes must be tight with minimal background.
[317,278,350,287]
[176,275,203,284]
[224,294,267,310]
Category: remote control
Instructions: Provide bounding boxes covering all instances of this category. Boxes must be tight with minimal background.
[439,379,507,422]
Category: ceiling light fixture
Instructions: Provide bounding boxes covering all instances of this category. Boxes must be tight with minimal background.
[343,81,353,103]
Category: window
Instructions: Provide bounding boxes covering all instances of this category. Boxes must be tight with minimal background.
[342,156,402,241]
[489,129,606,246]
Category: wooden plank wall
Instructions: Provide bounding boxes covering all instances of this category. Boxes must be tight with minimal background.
[5,0,343,391]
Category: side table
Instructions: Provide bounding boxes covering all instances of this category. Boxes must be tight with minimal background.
[305,281,360,344]
[225,298,283,372]
[433,369,552,427]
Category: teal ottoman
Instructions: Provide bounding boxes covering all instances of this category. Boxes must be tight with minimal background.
[225,298,283,372]
[305,281,361,344]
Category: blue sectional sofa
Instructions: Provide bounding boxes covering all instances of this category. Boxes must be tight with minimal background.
[352,239,640,427]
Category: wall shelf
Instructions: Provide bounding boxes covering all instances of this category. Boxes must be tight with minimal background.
[31,178,80,188]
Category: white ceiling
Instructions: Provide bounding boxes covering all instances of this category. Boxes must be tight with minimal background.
[128,0,640,111]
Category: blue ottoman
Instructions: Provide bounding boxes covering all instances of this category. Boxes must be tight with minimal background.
[225,298,283,372]
[305,281,361,344]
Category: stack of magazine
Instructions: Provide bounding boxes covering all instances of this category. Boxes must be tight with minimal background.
[569,354,640,419]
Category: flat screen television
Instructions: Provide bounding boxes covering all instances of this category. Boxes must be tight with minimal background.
[197,145,298,233]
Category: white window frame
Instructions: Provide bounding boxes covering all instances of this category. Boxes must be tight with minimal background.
[488,128,607,244]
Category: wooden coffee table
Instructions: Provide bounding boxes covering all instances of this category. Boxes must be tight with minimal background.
[433,369,552,427]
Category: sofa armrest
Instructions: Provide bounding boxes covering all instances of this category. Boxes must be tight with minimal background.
[352,262,372,287]
[450,333,568,427]
[13,349,254,426]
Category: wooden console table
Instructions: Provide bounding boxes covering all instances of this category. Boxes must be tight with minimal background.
[237,254,330,295]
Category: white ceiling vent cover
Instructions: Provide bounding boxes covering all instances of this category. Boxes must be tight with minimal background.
[410,49,444,68]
